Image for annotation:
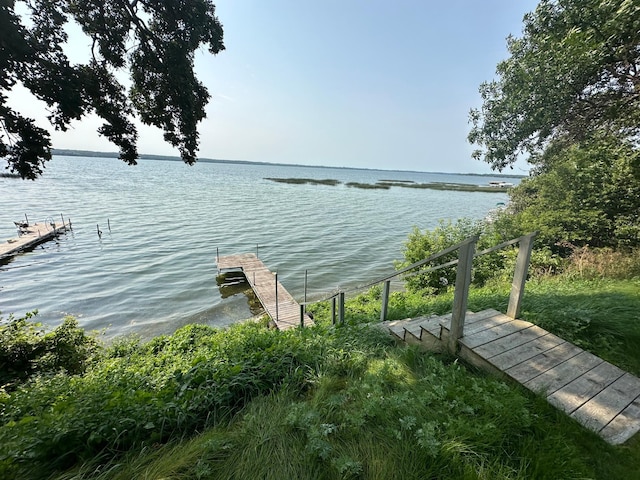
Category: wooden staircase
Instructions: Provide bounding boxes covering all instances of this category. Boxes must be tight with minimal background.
[380,309,640,445]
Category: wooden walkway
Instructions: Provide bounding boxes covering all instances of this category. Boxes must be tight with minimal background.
[0,220,71,261]
[216,253,313,330]
[383,309,640,445]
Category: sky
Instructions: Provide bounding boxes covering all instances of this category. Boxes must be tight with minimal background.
[9,0,540,174]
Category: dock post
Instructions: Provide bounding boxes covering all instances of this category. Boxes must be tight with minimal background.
[380,280,391,322]
[25,214,29,226]
[97,224,102,238]
[108,219,111,232]
[60,214,65,230]
[448,236,478,354]
[299,304,305,328]
[274,272,279,321]
[507,232,537,319]
[216,247,219,263]
[338,291,345,325]
[304,270,308,304]
[331,296,337,325]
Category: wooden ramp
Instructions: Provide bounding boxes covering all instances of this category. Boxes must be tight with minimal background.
[216,253,313,330]
[383,309,640,445]
[0,221,71,261]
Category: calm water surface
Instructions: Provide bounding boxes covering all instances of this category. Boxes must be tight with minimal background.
[0,156,512,339]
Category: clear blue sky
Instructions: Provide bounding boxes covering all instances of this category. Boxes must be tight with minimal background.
[11,0,540,174]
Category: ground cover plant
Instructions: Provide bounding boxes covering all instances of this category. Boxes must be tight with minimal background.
[2,264,640,479]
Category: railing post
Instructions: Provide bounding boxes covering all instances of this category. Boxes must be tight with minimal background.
[299,304,305,328]
[338,291,345,325]
[449,236,478,354]
[380,280,391,322]
[507,232,536,319]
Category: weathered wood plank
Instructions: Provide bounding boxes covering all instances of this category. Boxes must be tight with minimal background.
[600,396,640,445]
[571,374,640,435]
[525,350,603,395]
[460,319,533,349]
[547,361,625,415]
[504,341,581,384]
[489,332,565,371]
[473,323,548,359]
[462,313,520,336]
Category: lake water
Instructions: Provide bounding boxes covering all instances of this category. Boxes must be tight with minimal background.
[0,156,512,339]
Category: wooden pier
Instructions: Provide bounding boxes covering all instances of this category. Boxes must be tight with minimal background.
[216,253,313,330]
[384,309,640,445]
[0,220,71,261]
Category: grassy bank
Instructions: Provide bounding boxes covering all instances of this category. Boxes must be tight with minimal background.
[2,273,639,479]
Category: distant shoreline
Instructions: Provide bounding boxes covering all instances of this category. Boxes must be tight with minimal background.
[52,148,527,179]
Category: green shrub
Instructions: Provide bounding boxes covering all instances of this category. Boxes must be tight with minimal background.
[397,218,513,293]
[0,313,101,391]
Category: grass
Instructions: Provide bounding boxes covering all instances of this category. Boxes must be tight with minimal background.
[3,271,640,479]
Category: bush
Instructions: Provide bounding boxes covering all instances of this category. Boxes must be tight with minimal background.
[0,313,101,391]
[397,218,514,293]
[562,246,640,280]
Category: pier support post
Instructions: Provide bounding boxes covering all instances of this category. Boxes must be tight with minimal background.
[338,291,345,325]
[299,304,305,328]
[380,280,391,322]
[448,236,478,354]
[331,297,337,325]
[274,272,279,321]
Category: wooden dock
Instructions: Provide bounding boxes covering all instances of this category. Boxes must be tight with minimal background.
[0,220,71,261]
[216,253,313,330]
[384,309,640,445]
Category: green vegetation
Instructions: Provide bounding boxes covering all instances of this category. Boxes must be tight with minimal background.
[2,1,224,179]
[265,177,512,192]
[345,181,390,190]
[2,270,638,480]
[469,0,640,171]
[264,177,341,186]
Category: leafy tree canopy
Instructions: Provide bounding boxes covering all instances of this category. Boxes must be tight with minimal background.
[0,0,224,179]
[504,133,640,249]
[468,0,640,171]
